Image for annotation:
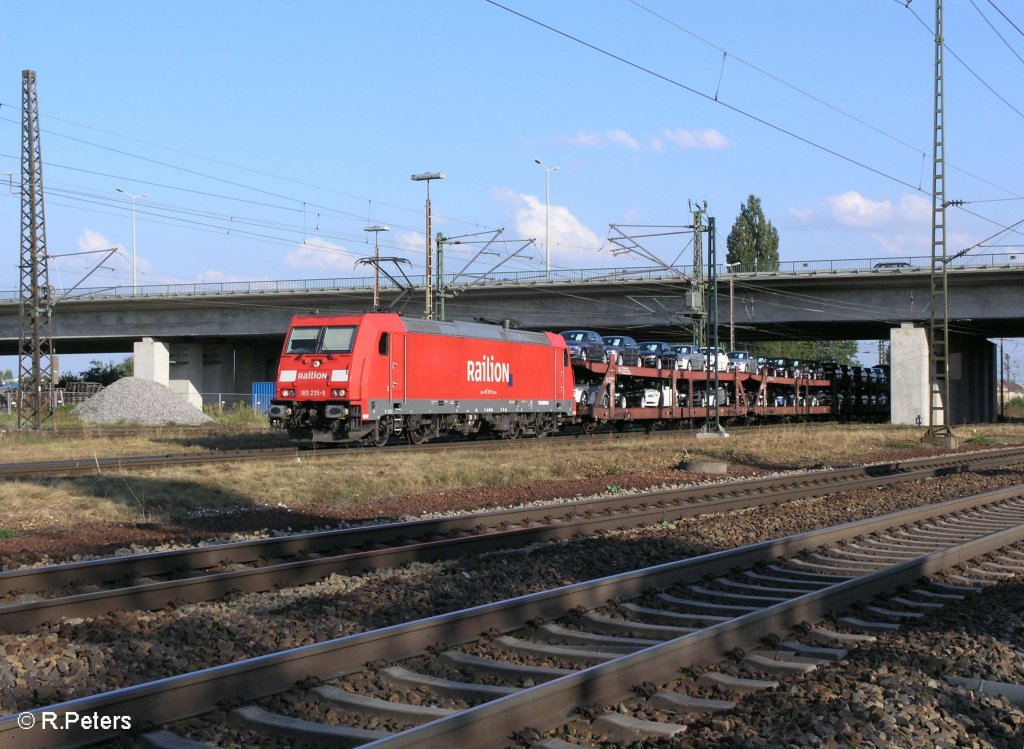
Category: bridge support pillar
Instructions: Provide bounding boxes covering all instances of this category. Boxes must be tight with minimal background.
[166,341,280,408]
[169,342,205,398]
[889,323,996,426]
[890,324,930,426]
[133,338,169,386]
[950,333,997,424]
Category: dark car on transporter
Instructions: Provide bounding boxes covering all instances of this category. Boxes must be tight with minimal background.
[636,341,678,370]
[602,335,640,366]
[560,330,609,363]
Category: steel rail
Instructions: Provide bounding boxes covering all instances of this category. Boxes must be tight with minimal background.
[1,446,1022,632]
[2,482,1023,748]
[367,496,1024,749]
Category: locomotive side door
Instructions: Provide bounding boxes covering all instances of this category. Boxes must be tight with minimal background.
[386,331,406,404]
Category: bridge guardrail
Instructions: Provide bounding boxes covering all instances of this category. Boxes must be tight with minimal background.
[2,252,1020,302]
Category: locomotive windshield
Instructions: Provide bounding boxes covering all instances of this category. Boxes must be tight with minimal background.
[285,325,357,354]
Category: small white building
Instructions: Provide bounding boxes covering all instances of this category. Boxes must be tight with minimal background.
[998,380,1023,404]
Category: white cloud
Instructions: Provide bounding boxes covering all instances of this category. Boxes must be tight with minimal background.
[606,129,641,150]
[660,128,731,150]
[871,232,927,255]
[788,207,813,225]
[788,191,940,256]
[560,130,604,148]
[391,230,426,255]
[825,191,930,230]
[826,191,894,228]
[491,188,603,266]
[283,237,358,272]
[78,228,116,254]
[194,269,261,283]
[896,193,930,222]
[558,127,730,152]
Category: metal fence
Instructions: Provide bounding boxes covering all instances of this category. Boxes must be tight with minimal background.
[199,392,255,410]
[251,382,275,413]
[4,253,1020,302]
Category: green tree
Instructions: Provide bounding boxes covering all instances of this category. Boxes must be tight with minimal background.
[726,194,779,272]
[59,356,133,387]
[751,340,859,365]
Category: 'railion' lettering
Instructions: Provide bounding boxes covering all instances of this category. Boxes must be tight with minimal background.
[297,371,329,380]
[466,356,511,384]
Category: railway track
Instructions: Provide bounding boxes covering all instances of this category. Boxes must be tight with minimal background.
[5,480,1024,747]
[1,446,1022,634]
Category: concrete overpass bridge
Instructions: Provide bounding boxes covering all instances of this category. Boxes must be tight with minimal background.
[1,253,1020,422]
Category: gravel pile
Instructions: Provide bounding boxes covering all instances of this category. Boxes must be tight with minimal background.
[74,377,211,426]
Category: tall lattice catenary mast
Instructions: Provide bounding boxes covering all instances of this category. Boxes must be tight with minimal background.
[18,69,55,430]
[691,203,706,348]
[925,0,956,445]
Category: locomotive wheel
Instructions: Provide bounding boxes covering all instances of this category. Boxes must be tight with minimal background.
[364,420,390,447]
[408,422,433,445]
[503,420,522,440]
[535,415,558,438]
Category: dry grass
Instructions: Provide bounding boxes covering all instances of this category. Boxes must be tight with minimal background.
[1,422,1023,532]
[0,426,287,463]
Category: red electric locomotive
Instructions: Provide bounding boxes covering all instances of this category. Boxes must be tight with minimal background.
[268,312,576,445]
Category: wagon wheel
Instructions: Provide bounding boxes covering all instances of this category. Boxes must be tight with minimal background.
[363,419,390,448]
[580,419,597,435]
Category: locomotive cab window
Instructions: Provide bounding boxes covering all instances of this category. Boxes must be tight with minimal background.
[285,327,320,354]
[321,326,357,353]
[378,332,390,355]
[285,325,357,354]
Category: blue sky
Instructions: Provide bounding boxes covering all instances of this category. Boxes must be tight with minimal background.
[1,1,1022,376]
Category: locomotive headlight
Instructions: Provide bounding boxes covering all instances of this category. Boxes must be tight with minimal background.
[331,388,347,397]
[281,389,295,397]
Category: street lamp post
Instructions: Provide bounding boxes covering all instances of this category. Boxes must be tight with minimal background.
[364,225,389,310]
[116,187,148,295]
[410,172,445,319]
[534,160,559,279]
[726,261,740,352]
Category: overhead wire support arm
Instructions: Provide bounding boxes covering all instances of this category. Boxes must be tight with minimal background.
[53,247,121,303]
[606,224,695,283]
[355,257,415,311]
[446,228,504,286]
[457,238,537,287]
